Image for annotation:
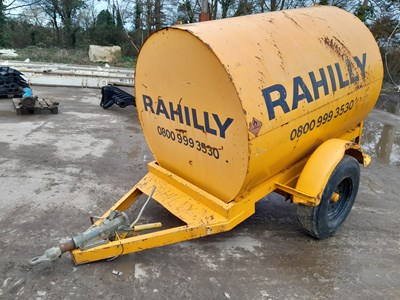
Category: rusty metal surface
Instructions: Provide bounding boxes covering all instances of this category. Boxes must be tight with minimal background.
[135,6,383,203]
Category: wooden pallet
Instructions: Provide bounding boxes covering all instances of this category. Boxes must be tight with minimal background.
[13,97,59,115]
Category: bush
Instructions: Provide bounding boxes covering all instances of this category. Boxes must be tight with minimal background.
[6,46,135,68]
[384,48,400,84]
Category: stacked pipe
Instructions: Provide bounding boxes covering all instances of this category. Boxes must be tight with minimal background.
[0,67,28,97]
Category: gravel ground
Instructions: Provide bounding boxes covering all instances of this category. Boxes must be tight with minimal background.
[0,87,399,300]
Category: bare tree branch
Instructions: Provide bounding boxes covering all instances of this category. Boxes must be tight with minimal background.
[114,2,140,52]
[5,0,42,11]
[5,0,18,8]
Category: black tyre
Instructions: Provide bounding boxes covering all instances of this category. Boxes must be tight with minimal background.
[297,155,360,239]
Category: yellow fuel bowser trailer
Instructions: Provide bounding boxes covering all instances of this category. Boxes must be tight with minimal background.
[31,5,383,265]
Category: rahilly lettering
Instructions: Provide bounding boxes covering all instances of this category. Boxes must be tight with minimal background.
[142,95,234,139]
[262,53,367,121]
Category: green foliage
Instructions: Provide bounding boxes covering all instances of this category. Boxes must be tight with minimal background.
[0,0,7,46]
[370,16,398,40]
[0,0,398,75]
[384,48,400,84]
[14,46,89,64]
[178,0,197,23]
[354,5,374,23]
[116,10,123,29]
[2,19,54,48]
[97,9,115,27]
[233,0,253,16]
[90,9,124,47]
[6,46,135,68]
[134,1,143,30]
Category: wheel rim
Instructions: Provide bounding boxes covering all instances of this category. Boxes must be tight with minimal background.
[327,177,353,227]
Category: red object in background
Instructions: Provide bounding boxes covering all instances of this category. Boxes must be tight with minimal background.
[199,12,210,22]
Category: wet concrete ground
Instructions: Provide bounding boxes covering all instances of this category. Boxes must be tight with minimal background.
[0,87,399,299]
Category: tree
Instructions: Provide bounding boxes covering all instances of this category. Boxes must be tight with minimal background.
[355,5,374,23]
[154,0,163,28]
[141,0,166,34]
[218,0,234,18]
[91,9,121,45]
[25,0,85,47]
[36,0,62,43]
[233,0,254,16]
[134,0,143,29]
[97,9,115,27]
[0,0,6,46]
[116,8,123,29]
[1,0,398,61]
[57,0,86,47]
[177,0,201,23]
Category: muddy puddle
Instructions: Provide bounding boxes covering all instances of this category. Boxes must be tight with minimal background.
[363,92,400,166]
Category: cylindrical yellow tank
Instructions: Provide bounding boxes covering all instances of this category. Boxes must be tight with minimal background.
[135,6,383,203]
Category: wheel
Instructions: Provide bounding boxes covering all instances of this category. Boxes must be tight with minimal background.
[297,155,360,239]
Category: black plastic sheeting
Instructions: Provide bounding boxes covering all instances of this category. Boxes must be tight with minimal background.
[0,67,28,96]
[100,85,136,109]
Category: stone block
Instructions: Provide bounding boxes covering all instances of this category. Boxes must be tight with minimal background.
[88,45,121,63]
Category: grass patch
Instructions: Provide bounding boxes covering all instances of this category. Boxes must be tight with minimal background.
[4,46,136,69]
